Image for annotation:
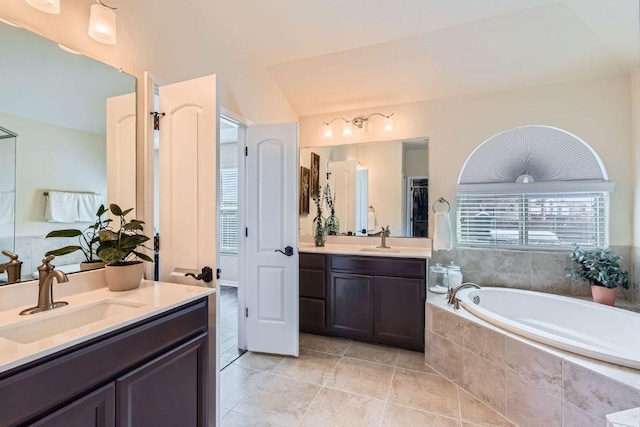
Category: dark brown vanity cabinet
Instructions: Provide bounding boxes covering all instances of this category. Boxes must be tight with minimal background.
[0,299,210,427]
[299,253,426,351]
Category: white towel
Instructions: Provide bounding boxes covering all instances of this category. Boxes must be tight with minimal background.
[77,194,104,222]
[45,191,79,223]
[367,212,376,232]
[0,192,14,224]
[433,211,453,251]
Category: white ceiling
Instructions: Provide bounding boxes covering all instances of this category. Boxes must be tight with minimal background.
[186,0,639,116]
[0,23,135,135]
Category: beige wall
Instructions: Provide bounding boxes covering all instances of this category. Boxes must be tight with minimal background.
[0,113,106,237]
[633,69,640,248]
[300,74,634,246]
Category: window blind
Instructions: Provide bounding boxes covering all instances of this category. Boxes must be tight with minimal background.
[457,192,609,250]
[219,167,238,254]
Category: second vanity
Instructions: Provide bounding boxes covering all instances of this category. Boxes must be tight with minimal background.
[299,237,430,351]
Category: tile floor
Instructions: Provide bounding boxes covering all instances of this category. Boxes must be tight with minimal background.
[220,333,515,427]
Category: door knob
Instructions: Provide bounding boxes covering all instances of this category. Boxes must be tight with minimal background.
[275,246,294,256]
[185,266,214,283]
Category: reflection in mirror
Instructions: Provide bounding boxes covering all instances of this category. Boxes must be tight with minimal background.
[300,138,428,237]
[0,21,136,282]
[0,127,17,284]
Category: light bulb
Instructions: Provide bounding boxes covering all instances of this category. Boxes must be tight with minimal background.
[323,123,333,139]
[25,0,60,14]
[88,4,117,45]
[383,116,394,133]
[342,121,353,138]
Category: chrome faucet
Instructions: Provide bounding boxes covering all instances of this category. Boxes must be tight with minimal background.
[0,250,22,285]
[377,226,391,249]
[447,283,481,309]
[20,255,69,315]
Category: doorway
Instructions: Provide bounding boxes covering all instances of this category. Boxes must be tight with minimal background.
[218,116,246,369]
[406,177,429,237]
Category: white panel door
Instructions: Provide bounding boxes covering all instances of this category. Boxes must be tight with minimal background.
[245,123,298,356]
[106,92,136,213]
[158,75,218,285]
[329,160,357,234]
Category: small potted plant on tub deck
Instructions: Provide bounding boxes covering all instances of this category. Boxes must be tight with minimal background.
[98,204,153,291]
[566,245,629,306]
[45,204,111,271]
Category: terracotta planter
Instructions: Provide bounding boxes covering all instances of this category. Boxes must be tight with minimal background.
[591,285,617,306]
[80,261,105,272]
[105,262,143,292]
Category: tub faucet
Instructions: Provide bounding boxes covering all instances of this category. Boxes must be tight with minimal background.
[447,283,481,309]
[377,226,391,249]
[0,250,22,285]
[20,255,68,315]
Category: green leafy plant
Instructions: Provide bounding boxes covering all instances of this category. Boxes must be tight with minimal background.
[312,189,326,247]
[97,204,153,265]
[45,204,111,263]
[566,245,629,289]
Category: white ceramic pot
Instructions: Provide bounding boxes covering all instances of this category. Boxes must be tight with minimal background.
[105,262,143,292]
[80,261,106,271]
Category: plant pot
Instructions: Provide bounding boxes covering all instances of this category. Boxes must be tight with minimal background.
[105,262,143,292]
[80,261,106,272]
[591,285,617,306]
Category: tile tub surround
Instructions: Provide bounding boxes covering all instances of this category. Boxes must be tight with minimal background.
[426,297,640,427]
[431,245,638,303]
[221,335,515,427]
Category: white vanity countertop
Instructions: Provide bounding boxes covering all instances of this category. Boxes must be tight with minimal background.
[0,279,215,374]
[299,241,431,259]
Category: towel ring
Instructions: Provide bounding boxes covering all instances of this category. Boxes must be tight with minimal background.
[432,197,450,213]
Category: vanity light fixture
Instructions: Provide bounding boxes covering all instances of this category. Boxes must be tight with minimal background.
[322,112,394,139]
[88,0,117,45]
[25,0,60,14]
[58,44,82,55]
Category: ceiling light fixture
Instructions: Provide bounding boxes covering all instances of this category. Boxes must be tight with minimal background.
[88,0,117,45]
[24,0,60,14]
[322,113,394,139]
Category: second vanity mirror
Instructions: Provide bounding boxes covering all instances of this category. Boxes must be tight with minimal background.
[0,20,137,283]
[300,138,428,238]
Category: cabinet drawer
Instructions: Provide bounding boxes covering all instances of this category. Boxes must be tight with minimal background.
[300,269,325,299]
[300,298,325,332]
[300,253,326,270]
[330,255,426,278]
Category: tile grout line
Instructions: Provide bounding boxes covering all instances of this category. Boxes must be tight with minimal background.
[377,349,400,426]
[456,385,463,422]
[295,340,351,427]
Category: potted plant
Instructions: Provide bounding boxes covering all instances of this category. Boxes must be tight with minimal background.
[98,204,153,291]
[566,245,629,306]
[312,190,326,247]
[45,204,111,271]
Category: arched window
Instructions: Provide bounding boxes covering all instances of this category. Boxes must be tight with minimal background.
[457,126,613,250]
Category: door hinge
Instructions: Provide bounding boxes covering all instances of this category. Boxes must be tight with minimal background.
[150,111,165,130]
[245,146,248,156]
[245,227,248,237]
[245,307,248,318]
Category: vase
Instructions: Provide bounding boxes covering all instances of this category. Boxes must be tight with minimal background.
[326,210,340,236]
[591,285,617,306]
[313,215,326,247]
[80,261,105,271]
[105,261,143,291]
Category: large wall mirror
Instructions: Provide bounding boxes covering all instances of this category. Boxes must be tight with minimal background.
[0,20,136,283]
[300,138,428,238]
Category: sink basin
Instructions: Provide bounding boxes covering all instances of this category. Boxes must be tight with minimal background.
[359,247,402,254]
[0,299,145,344]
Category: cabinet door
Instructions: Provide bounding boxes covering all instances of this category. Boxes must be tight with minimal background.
[374,276,425,351]
[329,272,374,339]
[117,334,207,427]
[299,297,326,333]
[30,383,115,427]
